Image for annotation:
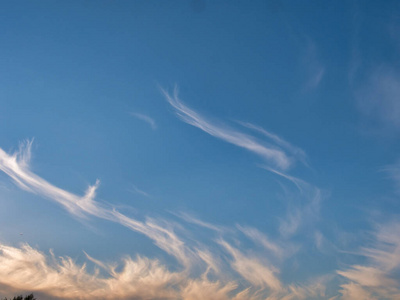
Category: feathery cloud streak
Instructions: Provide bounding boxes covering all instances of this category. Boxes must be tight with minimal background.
[301,38,325,90]
[384,161,400,195]
[0,141,286,297]
[238,122,308,167]
[128,183,152,198]
[337,221,400,299]
[161,86,299,170]
[0,140,191,267]
[130,112,157,130]
[219,240,282,291]
[0,243,179,299]
[0,140,334,299]
[356,67,400,132]
[335,156,400,299]
[7,139,399,299]
[0,241,330,300]
[261,166,321,237]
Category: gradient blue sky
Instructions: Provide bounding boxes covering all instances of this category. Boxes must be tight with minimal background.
[0,1,400,299]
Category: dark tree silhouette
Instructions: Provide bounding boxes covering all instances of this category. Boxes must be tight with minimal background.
[2,294,36,300]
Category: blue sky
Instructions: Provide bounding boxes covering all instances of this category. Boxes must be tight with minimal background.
[0,1,400,299]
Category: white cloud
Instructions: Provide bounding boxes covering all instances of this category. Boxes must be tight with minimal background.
[0,141,286,299]
[237,225,283,258]
[219,240,282,291]
[180,279,238,300]
[0,140,343,299]
[0,241,330,300]
[338,266,396,288]
[383,161,400,195]
[128,183,151,198]
[130,112,157,130]
[261,167,322,237]
[176,211,224,233]
[0,140,99,217]
[278,190,320,238]
[337,220,400,299]
[238,122,308,167]
[162,86,295,170]
[301,38,325,90]
[339,282,375,300]
[0,242,180,299]
[0,140,193,267]
[356,66,400,132]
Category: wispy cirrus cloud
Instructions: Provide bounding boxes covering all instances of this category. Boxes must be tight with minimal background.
[219,239,282,291]
[0,140,192,267]
[162,86,321,239]
[336,158,400,299]
[128,183,152,198]
[348,5,400,136]
[337,220,400,299]
[130,112,157,130]
[0,140,102,218]
[238,122,308,167]
[162,85,323,245]
[300,38,325,91]
[0,242,180,299]
[356,66,400,132]
[161,86,305,170]
[383,161,400,195]
[277,188,320,238]
[237,225,284,258]
[0,241,329,300]
[175,211,224,233]
[0,140,336,299]
[261,167,322,238]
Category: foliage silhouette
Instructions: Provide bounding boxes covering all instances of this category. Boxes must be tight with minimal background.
[2,294,35,300]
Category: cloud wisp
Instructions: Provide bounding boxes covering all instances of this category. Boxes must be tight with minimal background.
[0,241,331,300]
[161,86,302,171]
[0,140,192,267]
[261,166,322,238]
[6,139,399,299]
[337,221,400,299]
[162,86,322,239]
[0,243,179,300]
[299,38,325,91]
[219,239,282,291]
[0,140,334,299]
[128,183,152,199]
[356,66,400,132]
[383,161,400,195]
[237,122,308,167]
[335,156,400,299]
[237,225,284,258]
[130,112,157,130]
